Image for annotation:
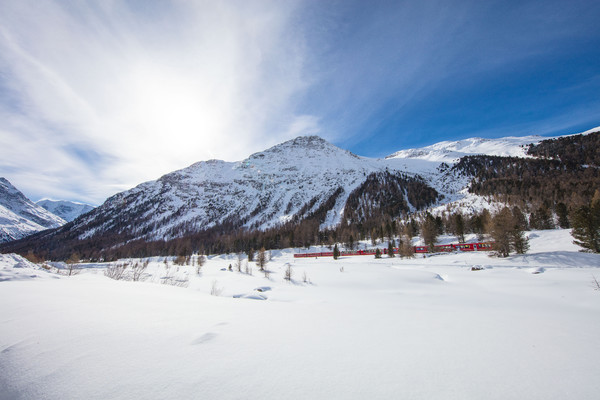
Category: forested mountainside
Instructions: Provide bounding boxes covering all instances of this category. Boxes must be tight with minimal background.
[1,130,598,260]
[526,129,600,166]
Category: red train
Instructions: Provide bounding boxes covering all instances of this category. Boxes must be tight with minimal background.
[293,242,494,258]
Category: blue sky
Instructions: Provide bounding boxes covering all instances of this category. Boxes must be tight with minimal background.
[0,0,599,205]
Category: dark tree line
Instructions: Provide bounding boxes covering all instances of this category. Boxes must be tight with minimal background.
[454,155,599,208]
[527,130,600,167]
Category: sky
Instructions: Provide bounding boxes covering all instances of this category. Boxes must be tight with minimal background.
[0,0,599,206]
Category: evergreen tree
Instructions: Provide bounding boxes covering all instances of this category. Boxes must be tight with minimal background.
[399,236,415,258]
[491,208,513,257]
[529,205,554,230]
[570,191,600,253]
[453,213,465,243]
[375,248,382,258]
[333,244,340,260]
[556,202,570,228]
[388,239,395,258]
[421,213,438,252]
[511,206,528,231]
[511,229,530,254]
[490,207,529,257]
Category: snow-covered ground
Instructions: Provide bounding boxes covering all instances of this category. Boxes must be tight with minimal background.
[1,229,599,400]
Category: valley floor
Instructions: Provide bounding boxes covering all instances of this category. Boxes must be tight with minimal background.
[1,229,599,399]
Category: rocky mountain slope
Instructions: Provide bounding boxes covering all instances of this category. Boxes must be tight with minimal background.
[36,199,95,222]
[70,136,437,242]
[0,178,66,243]
[3,127,598,259]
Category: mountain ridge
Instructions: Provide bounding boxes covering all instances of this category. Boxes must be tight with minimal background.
[2,128,598,259]
[36,199,95,222]
[0,178,66,243]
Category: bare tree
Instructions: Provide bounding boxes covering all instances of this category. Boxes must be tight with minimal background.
[256,247,267,271]
[174,255,186,266]
[284,264,293,281]
[235,252,243,272]
[65,253,81,276]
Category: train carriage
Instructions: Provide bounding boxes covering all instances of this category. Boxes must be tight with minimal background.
[295,242,495,258]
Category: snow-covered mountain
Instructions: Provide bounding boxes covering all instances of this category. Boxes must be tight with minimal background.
[72,136,410,241]
[0,178,66,243]
[386,135,546,163]
[3,129,593,255]
[8,134,551,244]
[36,199,95,222]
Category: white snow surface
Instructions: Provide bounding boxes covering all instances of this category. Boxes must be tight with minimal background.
[0,178,66,243]
[1,229,599,399]
[387,125,600,163]
[36,199,95,222]
[387,135,545,163]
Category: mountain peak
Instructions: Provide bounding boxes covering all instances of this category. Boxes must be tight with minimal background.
[0,178,66,243]
[247,135,360,162]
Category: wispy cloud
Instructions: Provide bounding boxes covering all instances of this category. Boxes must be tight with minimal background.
[0,0,313,204]
[1,0,598,204]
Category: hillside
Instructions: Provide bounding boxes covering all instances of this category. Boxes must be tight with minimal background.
[2,128,598,260]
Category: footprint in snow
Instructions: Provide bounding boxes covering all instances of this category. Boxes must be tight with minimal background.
[191,332,218,345]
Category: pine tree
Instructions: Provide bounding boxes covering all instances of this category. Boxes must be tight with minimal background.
[511,229,530,254]
[556,202,570,228]
[491,208,513,257]
[388,239,395,258]
[421,213,438,252]
[333,244,340,260]
[530,205,554,230]
[571,191,600,253]
[490,207,529,257]
[453,213,465,243]
[511,206,528,231]
[375,248,382,258]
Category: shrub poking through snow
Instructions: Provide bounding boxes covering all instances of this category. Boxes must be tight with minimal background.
[131,260,149,281]
[105,262,128,280]
[211,280,222,296]
[284,264,293,281]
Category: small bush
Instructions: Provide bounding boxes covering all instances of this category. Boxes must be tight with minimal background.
[211,280,222,296]
[105,263,128,280]
[284,264,293,281]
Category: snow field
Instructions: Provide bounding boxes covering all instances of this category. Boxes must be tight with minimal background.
[1,229,599,399]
